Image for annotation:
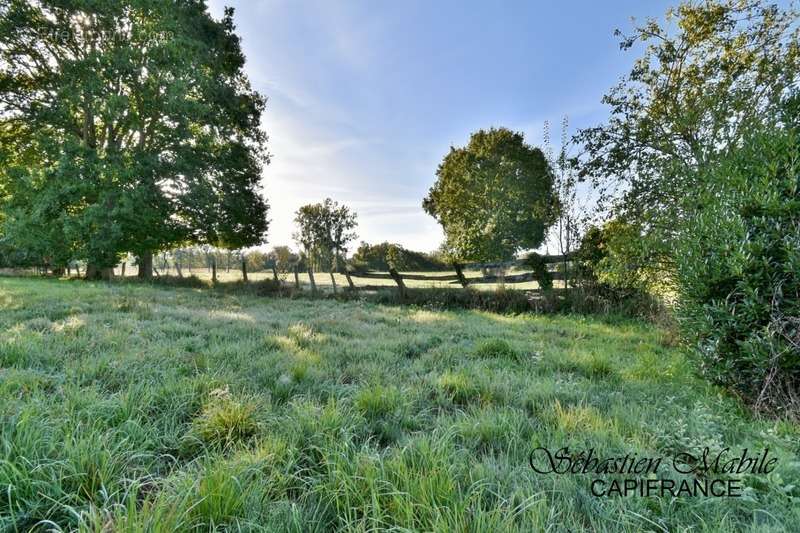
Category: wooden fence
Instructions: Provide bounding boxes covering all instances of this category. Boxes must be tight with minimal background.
[330,254,572,298]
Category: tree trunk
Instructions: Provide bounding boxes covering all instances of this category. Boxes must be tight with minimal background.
[453,263,469,288]
[241,258,248,282]
[121,261,126,277]
[211,255,217,283]
[85,264,113,281]
[272,264,278,281]
[293,265,300,289]
[66,264,71,277]
[175,259,183,278]
[389,267,407,299]
[138,251,153,279]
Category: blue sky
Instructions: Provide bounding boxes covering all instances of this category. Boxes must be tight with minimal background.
[208,0,675,253]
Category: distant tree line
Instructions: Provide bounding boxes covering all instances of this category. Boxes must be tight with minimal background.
[351,242,447,272]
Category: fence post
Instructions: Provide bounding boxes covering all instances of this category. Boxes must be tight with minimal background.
[307,267,317,294]
[241,257,248,282]
[293,265,300,289]
[453,263,468,288]
[272,264,279,281]
[344,268,356,290]
[388,267,407,299]
[329,271,338,294]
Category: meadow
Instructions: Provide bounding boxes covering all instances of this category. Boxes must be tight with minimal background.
[1,277,799,532]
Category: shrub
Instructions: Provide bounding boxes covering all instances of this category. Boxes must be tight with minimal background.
[676,128,800,414]
[574,219,664,292]
[569,222,672,321]
[521,252,552,290]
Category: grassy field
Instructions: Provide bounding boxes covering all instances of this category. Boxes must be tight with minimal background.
[1,277,798,532]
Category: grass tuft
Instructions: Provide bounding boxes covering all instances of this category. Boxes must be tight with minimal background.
[192,390,262,448]
[473,338,520,361]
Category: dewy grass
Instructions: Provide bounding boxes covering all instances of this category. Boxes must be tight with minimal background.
[0,277,798,531]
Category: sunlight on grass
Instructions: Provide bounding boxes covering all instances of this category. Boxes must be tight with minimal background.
[0,277,798,531]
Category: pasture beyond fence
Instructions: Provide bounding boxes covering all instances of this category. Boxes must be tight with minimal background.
[282,254,573,297]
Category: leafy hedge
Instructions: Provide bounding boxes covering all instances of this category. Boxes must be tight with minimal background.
[677,129,800,414]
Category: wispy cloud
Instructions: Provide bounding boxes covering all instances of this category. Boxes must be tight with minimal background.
[206,0,676,253]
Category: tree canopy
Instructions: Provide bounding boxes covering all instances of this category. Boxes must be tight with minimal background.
[0,0,269,278]
[423,127,558,262]
[293,199,357,271]
[352,241,445,271]
[575,0,800,271]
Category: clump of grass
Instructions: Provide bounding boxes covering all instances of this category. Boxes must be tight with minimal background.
[398,335,442,359]
[548,400,610,434]
[354,384,402,419]
[192,389,261,448]
[24,316,52,332]
[473,338,519,361]
[436,371,486,406]
[455,406,539,458]
[354,384,408,446]
[579,353,614,378]
[287,323,320,349]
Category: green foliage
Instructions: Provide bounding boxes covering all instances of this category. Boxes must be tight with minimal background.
[576,0,800,276]
[522,252,553,291]
[575,220,665,293]
[676,128,800,413]
[352,241,445,271]
[423,127,559,262]
[268,245,299,273]
[294,198,357,271]
[0,1,269,274]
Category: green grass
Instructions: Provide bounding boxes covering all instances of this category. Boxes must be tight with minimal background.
[0,277,798,532]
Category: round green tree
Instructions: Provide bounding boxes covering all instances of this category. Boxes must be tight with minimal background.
[423,127,558,261]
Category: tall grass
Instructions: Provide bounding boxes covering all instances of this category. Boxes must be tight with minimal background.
[0,277,797,531]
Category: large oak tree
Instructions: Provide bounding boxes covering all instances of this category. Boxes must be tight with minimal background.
[0,0,269,279]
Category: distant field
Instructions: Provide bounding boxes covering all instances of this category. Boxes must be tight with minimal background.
[1,277,798,531]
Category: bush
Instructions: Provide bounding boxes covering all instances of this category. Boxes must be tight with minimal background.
[574,219,665,293]
[521,252,553,290]
[569,225,670,321]
[351,242,446,271]
[677,128,800,414]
